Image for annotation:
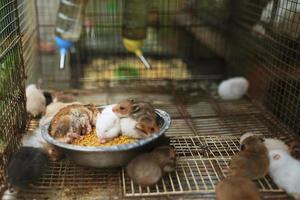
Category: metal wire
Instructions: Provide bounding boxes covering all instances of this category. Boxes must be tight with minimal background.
[1,0,300,199]
[0,0,26,194]
[11,90,293,199]
[122,136,285,197]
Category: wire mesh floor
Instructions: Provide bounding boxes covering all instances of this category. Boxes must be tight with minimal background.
[10,87,297,200]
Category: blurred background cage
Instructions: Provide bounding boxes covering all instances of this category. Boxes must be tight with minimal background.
[1,0,300,199]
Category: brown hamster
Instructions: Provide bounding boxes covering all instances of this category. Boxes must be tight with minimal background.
[112,99,135,116]
[49,104,96,143]
[126,145,176,186]
[135,114,160,135]
[42,143,64,161]
[112,98,157,119]
[216,176,261,200]
[131,101,157,120]
[229,136,269,180]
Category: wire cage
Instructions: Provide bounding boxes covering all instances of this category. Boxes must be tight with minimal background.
[1,0,300,199]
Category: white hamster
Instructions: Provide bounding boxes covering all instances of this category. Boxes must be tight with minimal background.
[218,77,249,100]
[264,138,290,153]
[268,149,300,199]
[26,84,46,117]
[22,127,44,148]
[96,105,121,143]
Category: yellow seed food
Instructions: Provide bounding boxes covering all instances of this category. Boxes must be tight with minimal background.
[72,129,136,147]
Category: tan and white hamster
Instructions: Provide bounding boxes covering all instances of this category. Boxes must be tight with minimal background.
[113,99,156,118]
[49,104,97,143]
[126,145,176,186]
[121,114,160,139]
[229,135,269,180]
[240,133,290,153]
[216,176,261,200]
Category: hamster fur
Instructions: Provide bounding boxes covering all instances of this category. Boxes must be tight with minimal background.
[216,176,261,200]
[26,84,46,117]
[126,145,176,186]
[96,105,121,143]
[268,149,300,199]
[239,133,289,153]
[218,77,249,100]
[264,138,290,153]
[229,136,269,180]
[6,147,49,190]
[120,117,147,139]
[22,127,44,148]
[240,132,256,146]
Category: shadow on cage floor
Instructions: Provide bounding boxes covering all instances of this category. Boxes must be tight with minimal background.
[13,87,297,200]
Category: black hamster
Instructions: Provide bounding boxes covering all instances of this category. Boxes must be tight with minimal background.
[6,147,49,190]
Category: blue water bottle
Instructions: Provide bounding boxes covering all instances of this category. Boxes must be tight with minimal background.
[54,0,87,69]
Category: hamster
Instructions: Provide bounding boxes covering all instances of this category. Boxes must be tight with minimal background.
[26,84,46,118]
[39,101,82,126]
[49,104,95,143]
[216,176,261,200]
[42,142,64,161]
[264,138,290,153]
[121,114,160,139]
[240,133,290,153]
[22,127,64,161]
[112,99,136,116]
[239,132,256,147]
[268,149,300,199]
[289,139,300,160]
[6,147,49,190]
[130,101,157,120]
[120,117,146,139]
[113,98,157,119]
[22,127,45,148]
[126,145,176,186]
[96,105,122,143]
[218,77,249,100]
[229,135,269,180]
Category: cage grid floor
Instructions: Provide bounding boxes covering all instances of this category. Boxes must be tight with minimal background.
[122,136,283,197]
[11,89,295,199]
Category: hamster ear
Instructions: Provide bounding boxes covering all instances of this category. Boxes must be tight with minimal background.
[240,144,246,151]
[273,154,281,160]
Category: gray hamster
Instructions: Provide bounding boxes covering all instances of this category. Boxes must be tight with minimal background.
[126,145,176,186]
[6,147,49,191]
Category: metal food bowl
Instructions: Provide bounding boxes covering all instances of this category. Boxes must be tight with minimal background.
[41,108,171,168]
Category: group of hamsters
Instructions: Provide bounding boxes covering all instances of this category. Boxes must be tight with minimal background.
[96,99,160,143]
[6,85,81,192]
[48,98,160,144]
[6,84,162,193]
[216,132,300,200]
